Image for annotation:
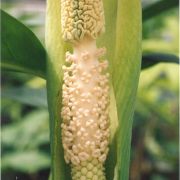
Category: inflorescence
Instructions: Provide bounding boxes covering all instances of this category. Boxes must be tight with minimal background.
[61,0,109,179]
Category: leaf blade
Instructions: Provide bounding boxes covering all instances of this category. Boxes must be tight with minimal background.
[112,0,142,179]
[1,9,46,78]
[99,1,119,179]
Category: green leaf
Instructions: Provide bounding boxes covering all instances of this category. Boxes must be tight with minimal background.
[105,86,119,179]
[1,110,49,149]
[111,0,142,179]
[1,87,47,107]
[1,110,50,173]
[142,53,179,69]
[1,9,46,79]
[99,1,119,179]
[45,1,71,180]
[2,151,50,173]
[143,0,179,22]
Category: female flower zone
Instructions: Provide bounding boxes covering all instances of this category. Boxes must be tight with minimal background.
[60,0,110,179]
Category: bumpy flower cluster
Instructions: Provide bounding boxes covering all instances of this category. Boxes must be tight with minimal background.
[61,0,109,178]
[61,45,110,179]
[61,0,105,41]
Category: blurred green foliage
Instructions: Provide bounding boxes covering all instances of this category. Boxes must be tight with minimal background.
[131,64,179,180]
[143,10,179,55]
[1,0,179,180]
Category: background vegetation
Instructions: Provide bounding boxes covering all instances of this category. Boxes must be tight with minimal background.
[1,0,179,179]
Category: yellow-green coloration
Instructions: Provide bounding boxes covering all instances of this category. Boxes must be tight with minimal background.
[61,0,105,42]
[61,0,109,179]
[46,0,71,179]
[45,0,141,179]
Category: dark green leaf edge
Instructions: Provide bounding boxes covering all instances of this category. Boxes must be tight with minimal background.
[143,0,179,22]
[142,53,179,69]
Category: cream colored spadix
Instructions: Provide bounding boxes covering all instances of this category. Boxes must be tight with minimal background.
[61,1,109,179]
